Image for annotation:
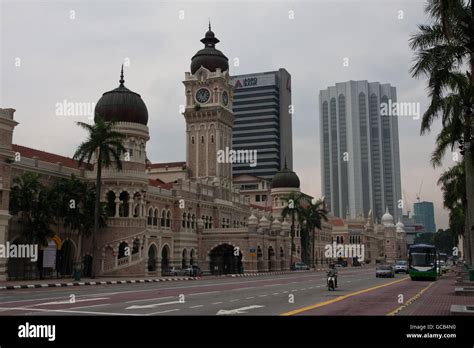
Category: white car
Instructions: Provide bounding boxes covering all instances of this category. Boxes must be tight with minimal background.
[394,260,408,273]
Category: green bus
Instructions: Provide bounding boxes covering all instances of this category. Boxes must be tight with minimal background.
[408,244,438,280]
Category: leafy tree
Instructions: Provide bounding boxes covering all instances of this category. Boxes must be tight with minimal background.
[301,199,328,267]
[414,232,435,245]
[281,193,306,266]
[73,116,126,278]
[410,0,474,265]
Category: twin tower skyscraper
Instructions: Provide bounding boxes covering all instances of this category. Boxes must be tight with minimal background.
[319,81,403,223]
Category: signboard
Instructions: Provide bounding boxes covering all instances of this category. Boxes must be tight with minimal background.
[42,240,57,268]
[249,247,256,257]
[231,74,276,89]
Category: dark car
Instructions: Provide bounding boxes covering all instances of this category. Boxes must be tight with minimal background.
[291,262,310,270]
[376,264,395,278]
[184,265,203,277]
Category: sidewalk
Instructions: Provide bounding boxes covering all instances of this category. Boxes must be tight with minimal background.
[395,271,474,315]
[0,269,320,291]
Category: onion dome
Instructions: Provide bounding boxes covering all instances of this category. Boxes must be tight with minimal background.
[190,22,229,74]
[272,218,282,230]
[281,218,290,231]
[271,159,300,189]
[248,213,258,226]
[381,207,394,226]
[259,215,270,228]
[95,65,148,125]
[396,219,405,233]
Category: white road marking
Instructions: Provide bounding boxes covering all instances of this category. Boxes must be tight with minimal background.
[212,302,224,305]
[30,297,110,307]
[230,299,239,302]
[216,305,264,315]
[245,297,254,300]
[190,305,204,308]
[0,306,142,316]
[258,295,267,298]
[147,309,180,315]
[272,293,279,295]
[125,296,173,304]
[69,303,110,310]
[126,301,182,310]
[283,291,288,294]
[301,288,306,291]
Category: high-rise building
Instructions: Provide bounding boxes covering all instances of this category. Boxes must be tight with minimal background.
[319,80,402,222]
[230,69,293,179]
[413,201,437,233]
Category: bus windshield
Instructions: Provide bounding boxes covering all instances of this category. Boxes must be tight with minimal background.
[411,252,435,267]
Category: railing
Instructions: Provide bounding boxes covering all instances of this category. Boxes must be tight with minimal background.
[117,257,129,267]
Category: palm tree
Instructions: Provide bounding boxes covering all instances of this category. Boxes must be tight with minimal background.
[73,116,126,278]
[302,199,328,268]
[281,193,306,268]
[438,163,466,244]
[410,0,474,265]
[10,172,54,245]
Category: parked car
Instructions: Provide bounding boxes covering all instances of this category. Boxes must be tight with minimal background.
[376,264,395,278]
[291,262,310,270]
[184,265,203,277]
[167,266,185,276]
[394,260,408,274]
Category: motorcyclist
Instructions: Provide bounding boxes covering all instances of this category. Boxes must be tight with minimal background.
[327,263,338,288]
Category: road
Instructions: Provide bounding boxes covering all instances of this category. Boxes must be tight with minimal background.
[0,267,431,316]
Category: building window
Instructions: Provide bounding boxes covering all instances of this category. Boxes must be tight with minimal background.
[191,136,195,145]
[211,135,214,143]
[256,195,261,202]
[201,135,204,143]
[262,195,267,202]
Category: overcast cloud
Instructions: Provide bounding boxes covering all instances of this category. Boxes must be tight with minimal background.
[1,0,452,228]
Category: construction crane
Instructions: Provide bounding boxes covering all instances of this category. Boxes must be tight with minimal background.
[416,179,424,202]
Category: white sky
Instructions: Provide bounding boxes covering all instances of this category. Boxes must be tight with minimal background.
[1,0,454,229]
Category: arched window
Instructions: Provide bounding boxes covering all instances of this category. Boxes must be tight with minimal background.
[191,214,195,229]
[201,135,204,143]
[191,136,195,145]
[106,191,116,217]
[211,134,214,143]
[161,210,166,227]
[119,192,130,217]
[182,213,186,228]
[166,211,171,228]
[153,209,158,226]
[187,213,191,228]
[147,208,153,225]
[209,217,213,229]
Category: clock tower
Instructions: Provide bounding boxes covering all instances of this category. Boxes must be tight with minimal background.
[183,24,234,181]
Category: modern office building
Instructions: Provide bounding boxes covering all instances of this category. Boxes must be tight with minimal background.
[319,80,402,222]
[413,201,437,233]
[230,69,293,179]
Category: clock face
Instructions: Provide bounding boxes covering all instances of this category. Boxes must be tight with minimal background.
[195,88,210,104]
[222,91,229,106]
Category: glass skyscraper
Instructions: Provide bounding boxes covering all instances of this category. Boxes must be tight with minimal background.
[319,80,402,222]
[230,69,293,179]
[414,201,437,233]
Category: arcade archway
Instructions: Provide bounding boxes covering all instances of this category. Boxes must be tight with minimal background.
[209,244,243,275]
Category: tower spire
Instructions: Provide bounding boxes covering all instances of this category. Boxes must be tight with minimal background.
[119,64,125,86]
[284,157,288,169]
[209,19,211,31]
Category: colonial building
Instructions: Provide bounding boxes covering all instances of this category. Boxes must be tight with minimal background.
[0,26,305,280]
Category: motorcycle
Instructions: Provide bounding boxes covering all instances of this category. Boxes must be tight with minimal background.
[327,275,336,291]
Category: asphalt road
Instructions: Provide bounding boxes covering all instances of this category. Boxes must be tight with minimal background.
[0,267,420,316]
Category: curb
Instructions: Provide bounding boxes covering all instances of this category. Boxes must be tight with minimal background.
[0,277,200,291]
[227,270,320,277]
